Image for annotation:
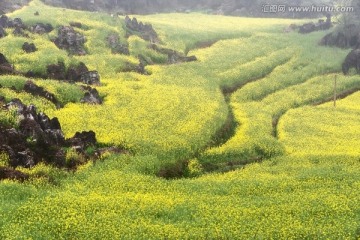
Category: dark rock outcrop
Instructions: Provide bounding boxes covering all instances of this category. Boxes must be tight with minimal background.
[30,23,54,34]
[53,26,86,55]
[43,61,99,84]
[23,80,59,107]
[22,42,37,53]
[47,61,66,80]
[0,15,9,28]
[3,16,29,38]
[0,99,111,176]
[299,23,316,34]
[66,131,97,149]
[66,62,88,82]
[0,15,26,29]
[80,87,102,104]
[1,99,66,168]
[25,70,46,79]
[12,18,26,29]
[342,49,360,75]
[107,33,129,55]
[299,15,332,34]
[125,16,160,43]
[149,44,197,64]
[0,167,29,182]
[69,21,82,28]
[122,61,147,75]
[12,26,28,37]
[320,24,360,49]
[0,53,15,75]
[80,71,100,85]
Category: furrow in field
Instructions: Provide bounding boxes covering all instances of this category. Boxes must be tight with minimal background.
[188,52,295,173]
[201,72,360,172]
[232,43,347,103]
[262,74,360,139]
[206,47,293,150]
[313,87,360,106]
[156,47,294,177]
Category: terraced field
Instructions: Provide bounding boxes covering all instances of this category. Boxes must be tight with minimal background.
[1,0,360,239]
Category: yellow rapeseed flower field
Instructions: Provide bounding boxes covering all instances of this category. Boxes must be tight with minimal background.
[0,0,359,239]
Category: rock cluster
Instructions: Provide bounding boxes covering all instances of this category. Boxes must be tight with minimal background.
[12,26,28,37]
[0,166,29,182]
[342,49,360,75]
[0,15,26,29]
[0,15,54,38]
[321,24,360,49]
[66,62,89,81]
[80,71,100,85]
[22,42,37,53]
[0,97,127,181]
[44,61,100,85]
[0,53,15,75]
[125,16,160,43]
[47,61,66,80]
[298,15,332,34]
[30,23,54,34]
[149,44,197,64]
[24,80,59,107]
[0,99,98,170]
[1,99,65,169]
[107,33,129,55]
[80,86,102,104]
[0,15,28,38]
[53,26,87,55]
[122,60,147,75]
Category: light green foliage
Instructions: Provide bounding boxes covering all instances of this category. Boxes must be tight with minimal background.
[0,153,10,167]
[0,1,360,239]
[128,36,168,64]
[65,148,86,167]
[0,76,27,91]
[186,158,204,177]
[0,87,56,112]
[35,80,84,105]
[0,108,18,128]
[0,32,70,75]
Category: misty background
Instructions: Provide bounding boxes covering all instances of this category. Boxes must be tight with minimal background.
[0,0,358,19]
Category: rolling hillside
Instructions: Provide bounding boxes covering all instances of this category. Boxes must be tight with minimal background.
[0,0,360,239]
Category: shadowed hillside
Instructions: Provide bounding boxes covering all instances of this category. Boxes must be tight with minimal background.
[40,0,336,18]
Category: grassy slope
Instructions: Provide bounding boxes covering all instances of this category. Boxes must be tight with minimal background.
[0,1,360,239]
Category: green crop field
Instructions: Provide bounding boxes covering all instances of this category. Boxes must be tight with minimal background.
[0,0,360,239]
